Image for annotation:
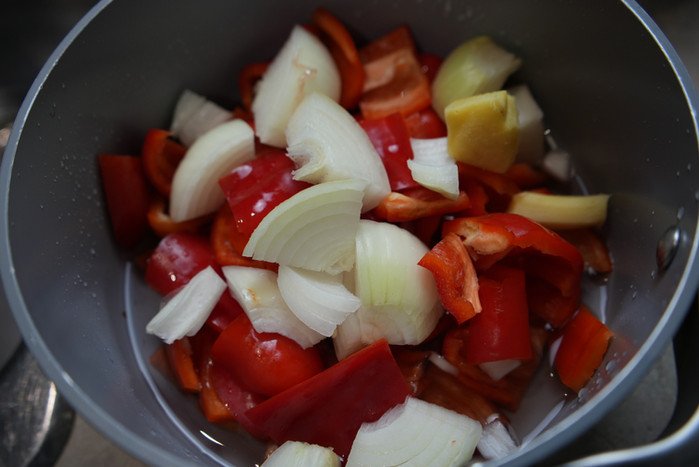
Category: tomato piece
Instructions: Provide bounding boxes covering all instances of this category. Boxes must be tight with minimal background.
[360,113,419,191]
[373,187,470,222]
[418,52,443,83]
[147,196,209,237]
[211,315,324,397]
[554,307,613,392]
[98,154,150,249]
[559,228,613,274]
[312,8,365,109]
[141,129,186,197]
[464,266,532,363]
[238,62,268,111]
[218,151,311,235]
[244,339,411,459]
[443,326,548,411]
[418,233,481,324]
[145,232,218,295]
[165,337,201,393]
[210,206,278,272]
[403,108,447,139]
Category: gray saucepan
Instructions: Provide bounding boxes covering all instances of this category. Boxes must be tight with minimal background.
[1,0,699,465]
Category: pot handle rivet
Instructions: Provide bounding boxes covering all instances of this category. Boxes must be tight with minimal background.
[656,224,681,272]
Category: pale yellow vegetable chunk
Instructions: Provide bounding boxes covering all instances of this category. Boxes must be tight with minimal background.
[445,90,519,173]
[507,192,610,229]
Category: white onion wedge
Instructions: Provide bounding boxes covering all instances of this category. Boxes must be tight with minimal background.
[222,266,323,348]
[146,266,226,344]
[169,119,254,221]
[253,26,341,147]
[278,266,360,337]
[170,89,232,147]
[479,359,522,381]
[542,148,572,182]
[243,179,365,274]
[408,137,459,199]
[332,311,365,360]
[262,441,341,467]
[507,191,610,229]
[346,397,482,467]
[477,415,518,460]
[508,84,545,164]
[352,220,442,345]
[286,93,391,211]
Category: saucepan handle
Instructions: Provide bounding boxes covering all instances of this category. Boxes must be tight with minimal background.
[565,298,699,466]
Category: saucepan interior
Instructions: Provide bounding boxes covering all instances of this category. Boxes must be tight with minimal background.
[1,0,698,465]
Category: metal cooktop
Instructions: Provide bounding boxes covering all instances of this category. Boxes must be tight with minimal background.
[0,1,696,466]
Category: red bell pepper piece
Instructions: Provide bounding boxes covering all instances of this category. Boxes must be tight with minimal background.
[457,162,520,211]
[418,52,443,83]
[211,315,325,398]
[98,154,151,249]
[392,349,431,395]
[418,233,481,324]
[554,307,613,392]
[360,113,419,191]
[210,206,277,272]
[244,339,411,459]
[141,129,186,197]
[403,108,447,139]
[218,150,311,235]
[165,337,201,393]
[238,62,269,111]
[464,266,532,364]
[373,187,471,222]
[505,162,548,190]
[312,8,365,109]
[559,228,613,275]
[443,326,548,411]
[359,25,417,91]
[147,196,209,238]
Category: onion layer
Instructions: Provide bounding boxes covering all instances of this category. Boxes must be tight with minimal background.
[262,441,341,467]
[170,89,232,147]
[408,137,459,199]
[243,179,366,275]
[222,266,323,348]
[507,192,610,229]
[346,397,482,467]
[146,266,226,344]
[508,84,545,164]
[278,266,361,337]
[169,119,254,221]
[253,26,341,147]
[286,92,391,211]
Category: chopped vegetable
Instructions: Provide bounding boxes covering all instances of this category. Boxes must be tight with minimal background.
[243,179,365,274]
[431,35,521,117]
[146,266,227,344]
[346,397,482,467]
[164,338,201,393]
[262,441,341,467]
[373,187,470,222]
[147,196,208,237]
[286,93,390,210]
[170,119,255,222]
[141,129,187,197]
[210,206,277,271]
[445,90,519,174]
[508,84,545,163]
[253,26,340,147]
[169,89,232,147]
[507,192,610,230]
[559,228,613,274]
[408,137,459,199]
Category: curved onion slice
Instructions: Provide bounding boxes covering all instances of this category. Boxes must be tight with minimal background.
[346,397,482,467]
[170,89,232,147]
[479,359,522,381]
[278,266,361,336]
[332,310,365,360]
[352,220,442,345]
[507,192,610,229]
[407,137,459,199]
[477,415,518,460]
[253,26,341,147]
[243,179,365,274]
[262,441,341,467]
[169,119,254,221]
[508,84,545,164]
[286,92,391,211]
[146,266,226,344]
[222,266,323,348]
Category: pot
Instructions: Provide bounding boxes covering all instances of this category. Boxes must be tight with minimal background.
[1,0,698,465]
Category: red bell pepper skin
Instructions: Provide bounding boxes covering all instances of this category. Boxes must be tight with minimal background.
[244,339,411,459]
[464,266,532,364]
[359,25,417,91]
[418,233,481,324]
[312,8,365,109]
[373,187,471,222]
[559,228,613,275]
[218,151,310,236]
[360,113,419,191]
[554,307,613,392]
[403,108,447,139]
[211,315,325,398]
[457,162,520,212]
[504,162,548,190]
[238,62,268,111]
[165,337,201,393]
[140,129,186,197]
[147,195,209,238]
[418,52,443,83]
[443,326,548,411]
[98,154,150,249]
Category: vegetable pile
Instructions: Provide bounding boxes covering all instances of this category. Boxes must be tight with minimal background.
[98,8,615,466]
